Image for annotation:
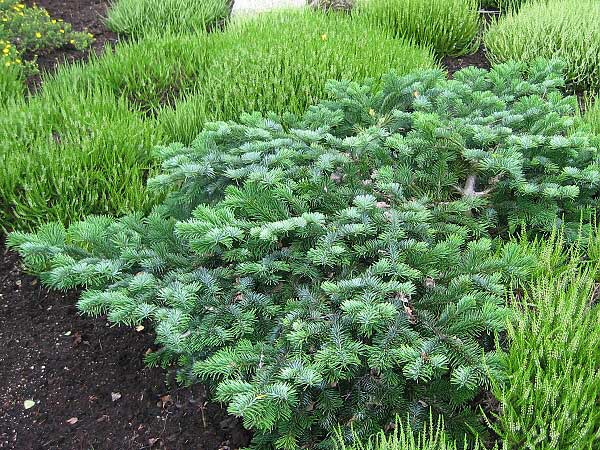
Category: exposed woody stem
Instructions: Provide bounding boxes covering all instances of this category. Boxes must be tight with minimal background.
[458,173,504,198]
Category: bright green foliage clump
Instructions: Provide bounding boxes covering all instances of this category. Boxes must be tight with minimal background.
[0,89,160,231]
[9,61,600,448]
[493,234,600,449]
[0,62,23,105]
[583,98,600,136]
[356,0,480,57]
[336,416,492,450]
[485,0,600,93]
[106,0,230,38]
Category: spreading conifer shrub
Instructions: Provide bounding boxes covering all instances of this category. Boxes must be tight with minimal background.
[9,60,600,448]
[485,0,600,93]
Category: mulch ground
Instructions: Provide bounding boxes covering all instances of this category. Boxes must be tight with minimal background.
[0,241,251,450]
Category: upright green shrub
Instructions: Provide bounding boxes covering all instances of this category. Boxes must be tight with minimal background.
[9,61,600,448]
[493,239,600,449]
[106,0,230,37]
[0,64,24,105]
[157,11,436,143]
[43,34,213,114]
[0,88,160,231]
[485,0,600,93]
[356,0,480,56]
[583,97,600,135]
[335,416,491,450]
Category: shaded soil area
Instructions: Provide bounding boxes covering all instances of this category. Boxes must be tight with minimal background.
[24,0,119,89]
[442,45,491,77]
[0,242,251,450]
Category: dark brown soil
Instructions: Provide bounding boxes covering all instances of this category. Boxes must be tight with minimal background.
[442,45,491,77]
[24,0,119,89]
[0,241,251,450]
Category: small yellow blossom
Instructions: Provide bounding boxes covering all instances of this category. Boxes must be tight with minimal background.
[5,61,11,67]
[15,59,21,64]
[59,29,64,33]
[321,33,327,41]
[52,19,57,24]
[70,39,75,44]
[35,32,42,38]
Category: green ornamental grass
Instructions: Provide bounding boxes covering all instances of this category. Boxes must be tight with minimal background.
[0,65,24,105]
[0,89,160,231]
[356,0,480,57]
[106,0,230,37]
[485,0,600,93]
[493,235,600,449]
[335,416,492,450]
[158,11,436,143]
[583,98,600,135]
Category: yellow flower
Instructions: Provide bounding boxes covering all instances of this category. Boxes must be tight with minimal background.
[59,29,64,33]
[15,59,21,64]
[52,19,57,24]
[321,33,327,41]
[70,39,75,44]
[87,33,93,38]
[35,32,42,38]
[5,61,10,66]
[2,48,8,54]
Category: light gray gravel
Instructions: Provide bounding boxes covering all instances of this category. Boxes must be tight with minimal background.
[231,0,306,17]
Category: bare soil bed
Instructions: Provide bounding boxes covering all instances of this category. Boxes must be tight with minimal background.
[0,241,250,450]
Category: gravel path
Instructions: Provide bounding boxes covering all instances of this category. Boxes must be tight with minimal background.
[232,0,306,17]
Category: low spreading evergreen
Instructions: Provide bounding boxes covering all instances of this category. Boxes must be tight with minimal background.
[9,60,600,448]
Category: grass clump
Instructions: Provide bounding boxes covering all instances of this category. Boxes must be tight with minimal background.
[106,0,230,38]
[0,64,24,105]
[485,0,600,93]
[356,0,480,57]
[159,10,436,143]
[0,89,160,231]
[335,417,491,450]
[583,98,600,135]
[492,234,600,449]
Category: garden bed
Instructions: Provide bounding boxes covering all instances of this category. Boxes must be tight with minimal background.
[0,241,250,450]
[22,0,492,90]
[23,0,117,89]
